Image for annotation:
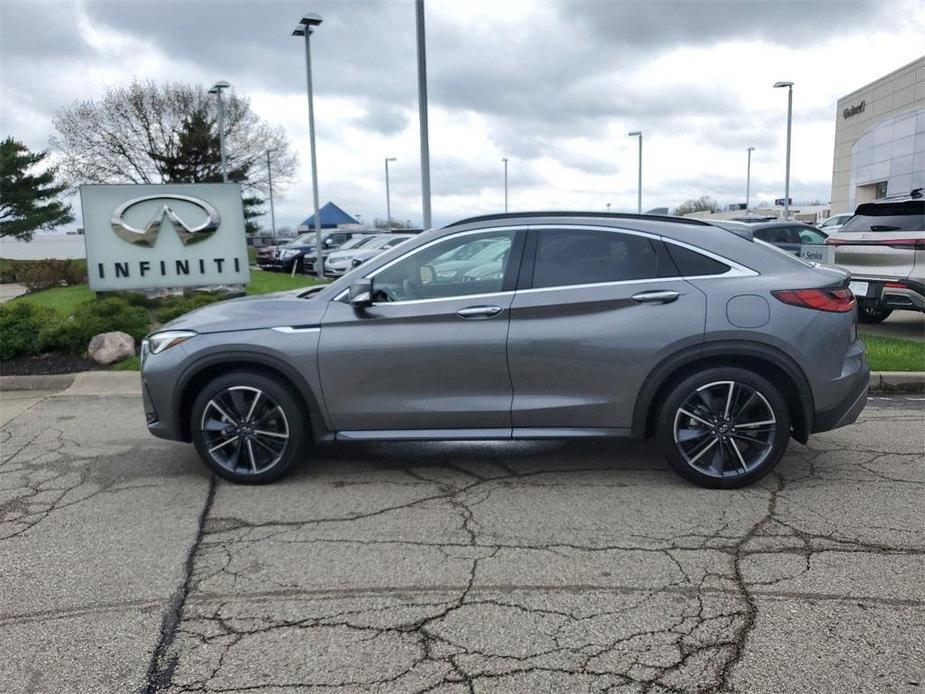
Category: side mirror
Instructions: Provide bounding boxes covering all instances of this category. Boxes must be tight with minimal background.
[348,278,373,309]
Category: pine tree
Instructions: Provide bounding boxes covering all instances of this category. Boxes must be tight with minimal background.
[0,137,73,241]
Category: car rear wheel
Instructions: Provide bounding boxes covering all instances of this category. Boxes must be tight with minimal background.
[655,368,790,489]
[857,303,892,324]
[191,371,306,483]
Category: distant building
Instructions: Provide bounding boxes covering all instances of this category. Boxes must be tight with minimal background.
[298,202,360,230]
[830,55,925,213]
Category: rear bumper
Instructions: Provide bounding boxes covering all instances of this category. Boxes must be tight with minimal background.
[811,344,869,434]
[852,276,925,311]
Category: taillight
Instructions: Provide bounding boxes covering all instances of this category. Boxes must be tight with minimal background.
[772,288,857,312]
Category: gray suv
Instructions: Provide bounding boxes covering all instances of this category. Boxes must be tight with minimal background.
[141,212,869,488]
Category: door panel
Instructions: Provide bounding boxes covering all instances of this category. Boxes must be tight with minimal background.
[319,295,514,430]
[508,281,704,429]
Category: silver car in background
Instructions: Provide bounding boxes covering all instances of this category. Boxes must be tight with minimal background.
[141,212,868,489]
[325,234,413,276]
[825,193,925,323]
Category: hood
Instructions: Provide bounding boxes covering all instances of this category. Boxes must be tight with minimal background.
[162,289,327,334]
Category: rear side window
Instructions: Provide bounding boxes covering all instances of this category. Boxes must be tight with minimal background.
[840,201,925,232]
[754,226,800,244]
[665,244,730,276]
[532,229,675,288]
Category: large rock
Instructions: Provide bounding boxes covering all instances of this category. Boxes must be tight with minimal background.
[87,331,135,365]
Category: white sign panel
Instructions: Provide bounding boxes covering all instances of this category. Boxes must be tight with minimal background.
[799,244,835,265]
[80,183,250,291]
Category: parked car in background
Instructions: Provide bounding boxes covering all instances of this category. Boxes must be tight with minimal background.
[255,245,278,268]
[265,231,361,272]
[825,193,925,323]
[818,213,854,235]
[301,233,374,274]
[142,211,867,489]
[325,234,413,276]
[714,221,827,256]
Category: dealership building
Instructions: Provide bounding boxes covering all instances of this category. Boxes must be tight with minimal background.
[830,55,925,214]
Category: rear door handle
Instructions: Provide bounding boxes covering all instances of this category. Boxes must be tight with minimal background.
[631,290,680,304]
[457,305,503,319]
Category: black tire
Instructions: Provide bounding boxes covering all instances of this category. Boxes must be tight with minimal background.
[191,371,307,484]
[655,367,791,489]
[858,303,892,324]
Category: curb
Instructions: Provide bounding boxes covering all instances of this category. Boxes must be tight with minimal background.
[0,373,76,392]
[869,371,925,394]
[2,370,923,395]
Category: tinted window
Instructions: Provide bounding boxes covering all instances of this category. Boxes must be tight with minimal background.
[532,229,674,288]
[373,231,516,302]
[754,226,800,244]
[796,227,826,244]
[840,201,925,232]
[665,244,730,276]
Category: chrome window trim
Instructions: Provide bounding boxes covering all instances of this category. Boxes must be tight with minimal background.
[374,290,515,307]
[333,226,527,303]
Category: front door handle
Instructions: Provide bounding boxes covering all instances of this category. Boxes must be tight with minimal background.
[457,305,503,319]
[631,290,680,304]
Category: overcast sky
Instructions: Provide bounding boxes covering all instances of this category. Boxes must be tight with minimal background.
[2,0,924,230]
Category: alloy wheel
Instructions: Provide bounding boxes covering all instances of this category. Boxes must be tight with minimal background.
[672,380,777,479]
[200,386,290,475]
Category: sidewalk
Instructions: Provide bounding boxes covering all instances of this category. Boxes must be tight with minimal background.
[0,283,27,303]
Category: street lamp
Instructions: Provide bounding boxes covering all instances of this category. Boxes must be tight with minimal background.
[628,131,642,214]
[773,81,794,221]
[208,81,231,182]
[606,203,611,213]
[293,13,325,279]
[266,149,277,239]
[501,158,508,212]
[384,157,397,229]
[745,146,755,210]
[415,0,432,229]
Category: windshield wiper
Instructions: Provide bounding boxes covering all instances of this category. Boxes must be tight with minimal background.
[869,225,901,231]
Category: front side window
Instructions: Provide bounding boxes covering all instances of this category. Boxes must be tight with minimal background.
[532,228,673,289]
[372,231,516,302]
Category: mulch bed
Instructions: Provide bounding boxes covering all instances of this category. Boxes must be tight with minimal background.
[0,354,99,376]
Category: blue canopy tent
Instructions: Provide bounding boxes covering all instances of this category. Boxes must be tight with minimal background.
[299,202,359,230]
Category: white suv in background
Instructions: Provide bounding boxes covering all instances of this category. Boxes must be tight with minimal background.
[818,213,853,235]
[825,193,925,323]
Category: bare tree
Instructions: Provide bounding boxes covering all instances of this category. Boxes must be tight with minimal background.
[673,196,721,216]
[51,80,297,198]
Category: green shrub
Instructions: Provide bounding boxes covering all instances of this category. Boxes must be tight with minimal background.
[1,301,57,360]
[37,297,150,355]
[13,259,87,291]
[155,292,226,324]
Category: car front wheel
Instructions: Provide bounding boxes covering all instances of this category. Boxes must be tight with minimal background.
[191,371,307,483]
[656,368,791,489]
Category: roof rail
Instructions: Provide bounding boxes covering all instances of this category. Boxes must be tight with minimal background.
[442,211,714,228]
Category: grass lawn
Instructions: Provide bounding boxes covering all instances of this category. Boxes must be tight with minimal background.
[860,333,925,372]
[12,270,325,316]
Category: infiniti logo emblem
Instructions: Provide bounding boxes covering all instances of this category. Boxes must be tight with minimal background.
[110,194,221,247]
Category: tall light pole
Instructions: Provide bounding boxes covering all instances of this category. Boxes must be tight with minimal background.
[266,149,277,239]
[606,203,611,213]
[208,81,231,182]
[384,157,396,229]
[773,81,794,221]
[745,146,755,211]
[293,14,325,279]
[628,131,642,213]
[501,158,508,212]
[415,0,432,229]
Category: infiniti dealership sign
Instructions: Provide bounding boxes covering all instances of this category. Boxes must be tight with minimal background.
[80,184,250,291]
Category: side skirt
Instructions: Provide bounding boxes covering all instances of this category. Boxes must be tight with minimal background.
[333,427,633,442]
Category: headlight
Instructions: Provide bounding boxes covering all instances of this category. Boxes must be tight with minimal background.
[280,249,299,258]
[143,330,197,356]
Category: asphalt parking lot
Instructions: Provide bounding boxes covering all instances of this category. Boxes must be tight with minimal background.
[1,382,923,693]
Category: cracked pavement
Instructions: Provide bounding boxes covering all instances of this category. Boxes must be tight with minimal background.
[1,389,923,693]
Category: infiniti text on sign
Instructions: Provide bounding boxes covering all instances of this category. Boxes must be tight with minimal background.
[80,183,250,291]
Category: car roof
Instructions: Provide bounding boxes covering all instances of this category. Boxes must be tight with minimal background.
[443,211,712,229]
